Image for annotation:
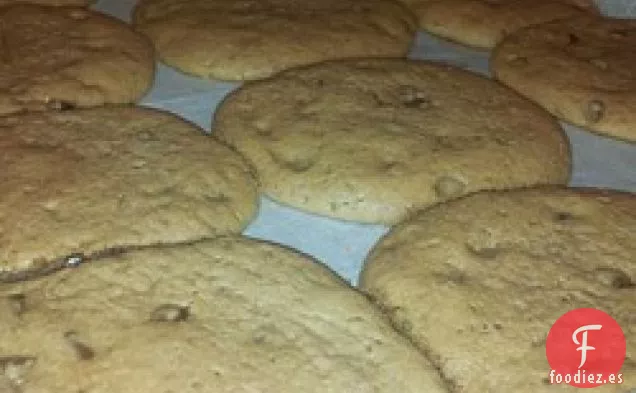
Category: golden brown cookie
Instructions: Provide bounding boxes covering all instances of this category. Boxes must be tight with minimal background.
[132,0,417,81]
[214,58,571,224]
[414,0,596,49]
[360,186,635,392]
[0,5,154,116]
[0,106,258,282]
[492,15,636,143]
[0,236,448,393]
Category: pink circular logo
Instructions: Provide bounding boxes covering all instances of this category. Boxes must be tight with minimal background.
[546,308,626,388]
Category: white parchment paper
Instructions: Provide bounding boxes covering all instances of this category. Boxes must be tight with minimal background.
[93,0,636,285]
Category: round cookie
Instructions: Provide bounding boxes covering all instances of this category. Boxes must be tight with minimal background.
[0,106,258,282]
[0,236,449,393]
[414,0,596,49]
[213,58,571,225]
[0,5,155,116]
[491,15,636,143]
[360,187,635,392]
[131,0,417,81]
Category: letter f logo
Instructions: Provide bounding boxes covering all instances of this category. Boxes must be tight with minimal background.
[572,324,602,368]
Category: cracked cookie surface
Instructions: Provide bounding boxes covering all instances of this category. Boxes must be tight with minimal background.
[360,186,636,392]
[0,106,258,281]
[132,0,417,81]
[0,5,154,116]
[491,15,636,143]
[0,236,448,393]
[214,58,570,224]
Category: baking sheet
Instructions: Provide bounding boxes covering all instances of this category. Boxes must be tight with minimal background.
[93,0,636,285]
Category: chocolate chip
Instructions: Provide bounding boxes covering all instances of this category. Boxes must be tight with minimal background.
[46,100,76,111]
[7,294,26,316]
[584,100,605,123]
[594,267,633,289]
[63,331,95,360]
[553,211,574,222]
[567,33,580,45]
[150,304,190,322]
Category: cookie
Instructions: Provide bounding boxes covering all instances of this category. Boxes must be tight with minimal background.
[131,0,417,81]
[0,0,94,5]
[0,236,449,393]
[414,0,596,49]
[360,187,635,392]
[0,106,258,282]
[491,15,636,143]
[213,58,571,224]
[0,5,155,116]
[399,0,597,9]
